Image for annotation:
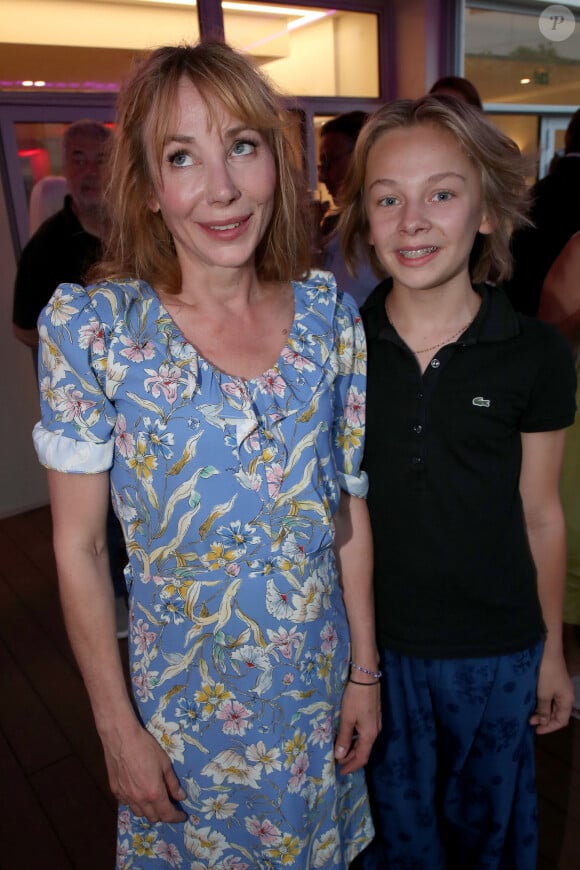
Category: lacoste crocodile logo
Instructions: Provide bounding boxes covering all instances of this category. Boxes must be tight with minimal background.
[472,396,490,408]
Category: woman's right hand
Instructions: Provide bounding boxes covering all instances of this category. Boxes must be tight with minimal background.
[103,722,187,823]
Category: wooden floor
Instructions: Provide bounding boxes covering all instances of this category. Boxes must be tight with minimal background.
[0,506,579,870]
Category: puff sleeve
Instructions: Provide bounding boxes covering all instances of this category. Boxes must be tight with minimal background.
[33,282,118,473]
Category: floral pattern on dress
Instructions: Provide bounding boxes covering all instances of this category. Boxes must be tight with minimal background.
[35,271,372,869]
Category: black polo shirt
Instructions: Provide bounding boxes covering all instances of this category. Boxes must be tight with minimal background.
[362,280,576,659]
[12,195,102,330]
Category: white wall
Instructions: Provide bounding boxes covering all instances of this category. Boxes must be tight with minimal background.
[0,173,49,517]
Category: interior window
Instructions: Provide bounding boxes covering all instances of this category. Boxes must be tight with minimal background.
[223,2,379,97]
[465,2,580,107]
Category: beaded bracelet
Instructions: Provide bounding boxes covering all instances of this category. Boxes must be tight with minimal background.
[349,677,380,686]
[349,661,382,680]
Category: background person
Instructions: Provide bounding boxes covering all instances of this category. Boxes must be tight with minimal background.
[12,119,112,351]
[539,230,580,348]
[538,232,580,717]
[12,119,128,639]
[341,95,576,869]
[506,107,580,317]
[318,111,377,307]
[428,74,483,109]
[33,41,379,868]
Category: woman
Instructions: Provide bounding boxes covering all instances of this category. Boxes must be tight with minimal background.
[341,96,576,868]
[34,42,379,869]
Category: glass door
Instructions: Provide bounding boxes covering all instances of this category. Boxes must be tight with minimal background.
[538,114,573,178]
[0,95,115,256]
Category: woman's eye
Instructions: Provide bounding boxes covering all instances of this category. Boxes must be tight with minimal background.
[231,139,257,157]
[433,190,453,202]
[168,150,193,167]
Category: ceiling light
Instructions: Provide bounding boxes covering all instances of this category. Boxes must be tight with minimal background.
[139,0,330,20]
[223,2,324,14]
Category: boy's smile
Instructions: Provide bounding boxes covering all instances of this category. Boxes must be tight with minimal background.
[364,122,492,297]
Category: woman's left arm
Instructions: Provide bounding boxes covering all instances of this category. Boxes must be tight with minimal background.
[520,428,574,734]
[333,491,381,773]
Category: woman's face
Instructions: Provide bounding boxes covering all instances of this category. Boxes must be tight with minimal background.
[364,122,492,297]
[148,77,277,279]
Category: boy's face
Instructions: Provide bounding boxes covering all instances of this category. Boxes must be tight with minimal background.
[364,122,492,297]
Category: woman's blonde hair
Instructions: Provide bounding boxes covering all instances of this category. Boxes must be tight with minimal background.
[340,95,531,284]
[92,41,311,292]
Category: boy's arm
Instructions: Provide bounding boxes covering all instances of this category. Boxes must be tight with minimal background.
[520,429,574,734]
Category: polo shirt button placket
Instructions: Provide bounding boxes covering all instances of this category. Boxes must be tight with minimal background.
[413,391,425,469]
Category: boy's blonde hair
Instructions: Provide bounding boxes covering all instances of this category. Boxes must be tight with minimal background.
[92,41,310,292]
[340,95,531,284]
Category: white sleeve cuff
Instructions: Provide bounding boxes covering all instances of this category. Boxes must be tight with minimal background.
[339,470,369,499]
[33,422,114,473]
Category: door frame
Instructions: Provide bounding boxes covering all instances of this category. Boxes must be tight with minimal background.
[538,114,573,179]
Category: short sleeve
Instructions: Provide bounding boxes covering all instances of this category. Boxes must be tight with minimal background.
[520,322,577,433]
[331,288,368,497]
[33,282,117,473]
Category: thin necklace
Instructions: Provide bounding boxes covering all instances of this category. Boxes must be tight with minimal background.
[385,300,473,354]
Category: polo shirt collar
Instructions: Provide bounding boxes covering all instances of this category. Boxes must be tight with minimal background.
[362,279,521,346]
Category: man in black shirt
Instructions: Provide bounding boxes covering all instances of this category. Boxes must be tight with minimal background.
[13,120,128,640]
[13,120,111,350]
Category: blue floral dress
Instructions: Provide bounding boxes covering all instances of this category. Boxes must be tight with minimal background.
[34,271,373,869]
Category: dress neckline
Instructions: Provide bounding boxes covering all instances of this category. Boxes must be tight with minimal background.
[154,281,298,385]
